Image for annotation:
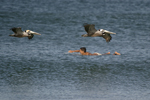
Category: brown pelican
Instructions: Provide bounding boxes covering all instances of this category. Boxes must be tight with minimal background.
[82,24,116,42]
[9,27,41,39]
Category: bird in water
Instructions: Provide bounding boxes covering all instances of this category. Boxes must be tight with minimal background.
[82,24,116,42]
[9,27,41,39]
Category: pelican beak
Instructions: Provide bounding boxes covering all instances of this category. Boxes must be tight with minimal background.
[104,30,116,34]
[29,30,41,35]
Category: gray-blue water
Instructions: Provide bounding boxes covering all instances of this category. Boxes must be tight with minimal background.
[0,0,150,100]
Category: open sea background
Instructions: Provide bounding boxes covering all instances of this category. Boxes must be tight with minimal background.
[0,0,150,100]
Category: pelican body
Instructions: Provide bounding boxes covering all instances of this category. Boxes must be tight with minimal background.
[82,24,116,42]
[9,27,41,39]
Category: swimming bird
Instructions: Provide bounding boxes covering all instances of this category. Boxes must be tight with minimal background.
[9,27,41,39]
[82,24,116,42]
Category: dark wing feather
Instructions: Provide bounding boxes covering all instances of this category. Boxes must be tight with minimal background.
[10,27,23,34]
[28,34,34,39]
[83,24,97,36]
[102,34,112,42]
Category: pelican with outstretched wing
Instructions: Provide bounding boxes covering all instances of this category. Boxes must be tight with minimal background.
[82,24,116,42]
[9,27,41,39]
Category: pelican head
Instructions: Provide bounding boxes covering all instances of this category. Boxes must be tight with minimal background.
[99,29,104,32]
[98,29,116,35]
[25,30,41,35]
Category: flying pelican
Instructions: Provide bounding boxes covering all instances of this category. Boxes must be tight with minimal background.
[9,27,41,39]
[82,24,116,42]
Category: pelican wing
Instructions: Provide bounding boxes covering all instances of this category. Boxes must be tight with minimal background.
[84,24,97,36]
[102,29,116,42]
[28,34,34,39]
[11,27,23,34]
[102,34,112,42]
